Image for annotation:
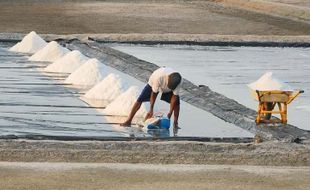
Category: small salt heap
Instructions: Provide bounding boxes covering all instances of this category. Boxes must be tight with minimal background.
[64,58,113,86]
[44,50,89,73]
[29,41,70,62]
[248,72,292,91]
[9,31,47,54]
[103,86,147,117]
[248,72,293,100]
[84,73,128,101]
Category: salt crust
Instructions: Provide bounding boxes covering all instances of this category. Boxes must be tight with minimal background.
[44,50,89,73]
[248,72,293,91]
[29,41,70,62]
[64,58,114,86]
[103,86,147,117]
[9,31,47,54]
[84,73,129,101]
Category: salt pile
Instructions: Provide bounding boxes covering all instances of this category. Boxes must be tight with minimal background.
[29,41,70,62]
[248,72,292,91]
[103,86,147,117]
[84,73,128,101]
[9,31,47,54]
[64,58,113,86]
[44,50,89,73]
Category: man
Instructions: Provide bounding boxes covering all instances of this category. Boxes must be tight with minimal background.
[121,67,182,128]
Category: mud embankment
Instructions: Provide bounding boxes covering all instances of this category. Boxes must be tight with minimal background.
[211,0,310,24]
[0,0,309,35]
[0,140,310,166]
[2,33,310,47]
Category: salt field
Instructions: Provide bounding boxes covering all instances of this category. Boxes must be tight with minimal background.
[1,0,310,188]
[0,42,253,138]
[0,43,124,137]
[111,45,310,130]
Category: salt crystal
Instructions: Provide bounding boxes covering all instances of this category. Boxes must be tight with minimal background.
[84,73,128,101]
[64,58,113,86]
[103,86,147,117]
[29,41,70,62]
[9,31,47,54]
[248,72,293,91]
[44,50,89,73]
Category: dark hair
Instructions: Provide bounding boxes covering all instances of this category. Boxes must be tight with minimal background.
[168,72,182,90]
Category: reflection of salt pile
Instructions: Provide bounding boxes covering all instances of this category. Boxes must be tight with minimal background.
[64,58,113,86]
[29,41,70,62]
[44,50,89,73]
[84,73,128,101]
[9,31,47,54]
[248,72,292,91]
[103,86,147,117]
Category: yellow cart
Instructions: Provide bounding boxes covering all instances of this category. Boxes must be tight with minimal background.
[255,90,304,124]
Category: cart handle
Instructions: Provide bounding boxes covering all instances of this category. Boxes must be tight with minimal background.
[287,90,304,104]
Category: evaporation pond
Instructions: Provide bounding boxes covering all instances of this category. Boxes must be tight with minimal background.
[0,43,253,138]
[111,44,310,130]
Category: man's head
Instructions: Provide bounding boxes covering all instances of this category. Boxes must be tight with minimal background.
[168,72,182,90]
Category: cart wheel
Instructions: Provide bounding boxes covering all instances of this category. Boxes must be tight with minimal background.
[264,102,273,120]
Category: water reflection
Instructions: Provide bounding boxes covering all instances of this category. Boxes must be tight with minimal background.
[147,129,170,138]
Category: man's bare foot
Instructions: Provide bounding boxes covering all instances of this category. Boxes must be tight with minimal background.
[120,121,132,127]
[173,122,181,129]
[173,125,180,136]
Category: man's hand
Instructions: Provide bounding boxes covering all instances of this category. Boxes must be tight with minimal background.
[167,112,172,119]
[148,91,158,120]
[144,110,153,121]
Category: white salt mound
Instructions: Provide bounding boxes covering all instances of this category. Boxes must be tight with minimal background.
[44,50,89,73]
[84,73,128,101]
[29,41,70,62]
[9,31,47,54]
[248,72,293,91]
[103,86,147,117]
[64,58,113,86]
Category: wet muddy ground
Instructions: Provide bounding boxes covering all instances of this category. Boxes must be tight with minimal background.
[1,162,310,190]
[0,0,309,35]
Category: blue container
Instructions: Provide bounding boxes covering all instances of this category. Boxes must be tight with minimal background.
[159,117,171,129]
[147,124,159,129]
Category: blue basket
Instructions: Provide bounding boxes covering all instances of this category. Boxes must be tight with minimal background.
[159,117,171,129]
[147,124,159,129]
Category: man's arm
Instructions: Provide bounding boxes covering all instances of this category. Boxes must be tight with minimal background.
[145,91,158,120]
[167,94,179,126]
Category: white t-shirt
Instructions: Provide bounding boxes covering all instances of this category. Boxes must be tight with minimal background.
[148,67,181,95]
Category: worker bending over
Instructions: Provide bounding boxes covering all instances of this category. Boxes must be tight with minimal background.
[121,67,182,128]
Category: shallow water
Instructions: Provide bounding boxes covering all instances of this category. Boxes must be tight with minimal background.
[111,44,310,130]
[0,47,126,137]
[0,43,253,138]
